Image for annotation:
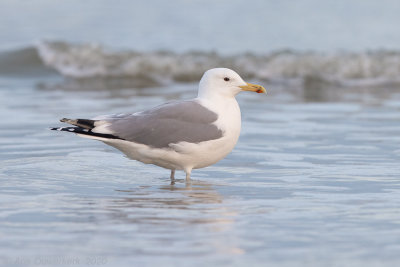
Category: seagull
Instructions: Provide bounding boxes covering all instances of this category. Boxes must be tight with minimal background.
[51,68,266,182]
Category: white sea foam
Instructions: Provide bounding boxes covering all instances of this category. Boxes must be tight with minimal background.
[2,41,400,88]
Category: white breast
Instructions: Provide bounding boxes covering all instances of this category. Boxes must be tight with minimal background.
[182,97,241,169]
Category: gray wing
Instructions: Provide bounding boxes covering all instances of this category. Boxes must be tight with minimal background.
[104,100,223,148]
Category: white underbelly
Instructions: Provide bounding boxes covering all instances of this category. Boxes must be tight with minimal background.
[102,129,239,171]
[186,134,239,169]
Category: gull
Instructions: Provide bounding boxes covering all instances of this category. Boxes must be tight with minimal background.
[51,68,266,182]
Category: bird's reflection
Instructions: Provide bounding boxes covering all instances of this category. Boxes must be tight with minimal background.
[102,179,244,256]
[107,179,233,226]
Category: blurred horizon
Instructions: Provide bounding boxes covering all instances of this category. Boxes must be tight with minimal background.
[1,0,400,54]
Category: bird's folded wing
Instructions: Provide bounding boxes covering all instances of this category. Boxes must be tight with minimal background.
[95,100,224,148]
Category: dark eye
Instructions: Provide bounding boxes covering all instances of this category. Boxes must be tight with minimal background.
[224,77,230,81]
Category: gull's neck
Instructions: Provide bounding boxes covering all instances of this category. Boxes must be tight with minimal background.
[197,85,237,103]
[197,88,239,116]
[197,87,241,138]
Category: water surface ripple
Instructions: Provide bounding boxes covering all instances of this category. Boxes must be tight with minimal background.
[1,79,400,267]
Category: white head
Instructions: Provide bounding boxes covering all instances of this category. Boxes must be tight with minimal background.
[197,68,266,100]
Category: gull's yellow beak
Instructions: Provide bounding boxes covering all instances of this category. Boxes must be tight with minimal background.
[239,82,266,94]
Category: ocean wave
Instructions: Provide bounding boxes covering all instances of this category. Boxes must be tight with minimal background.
[2,41,400,88]
[0,46,56,76]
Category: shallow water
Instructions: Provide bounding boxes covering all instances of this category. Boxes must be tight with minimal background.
[1,75,400,266]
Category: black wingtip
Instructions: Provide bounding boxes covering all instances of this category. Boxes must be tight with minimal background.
[59,118,96,130]
[50,126,123,140]
[49,127,62,131]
